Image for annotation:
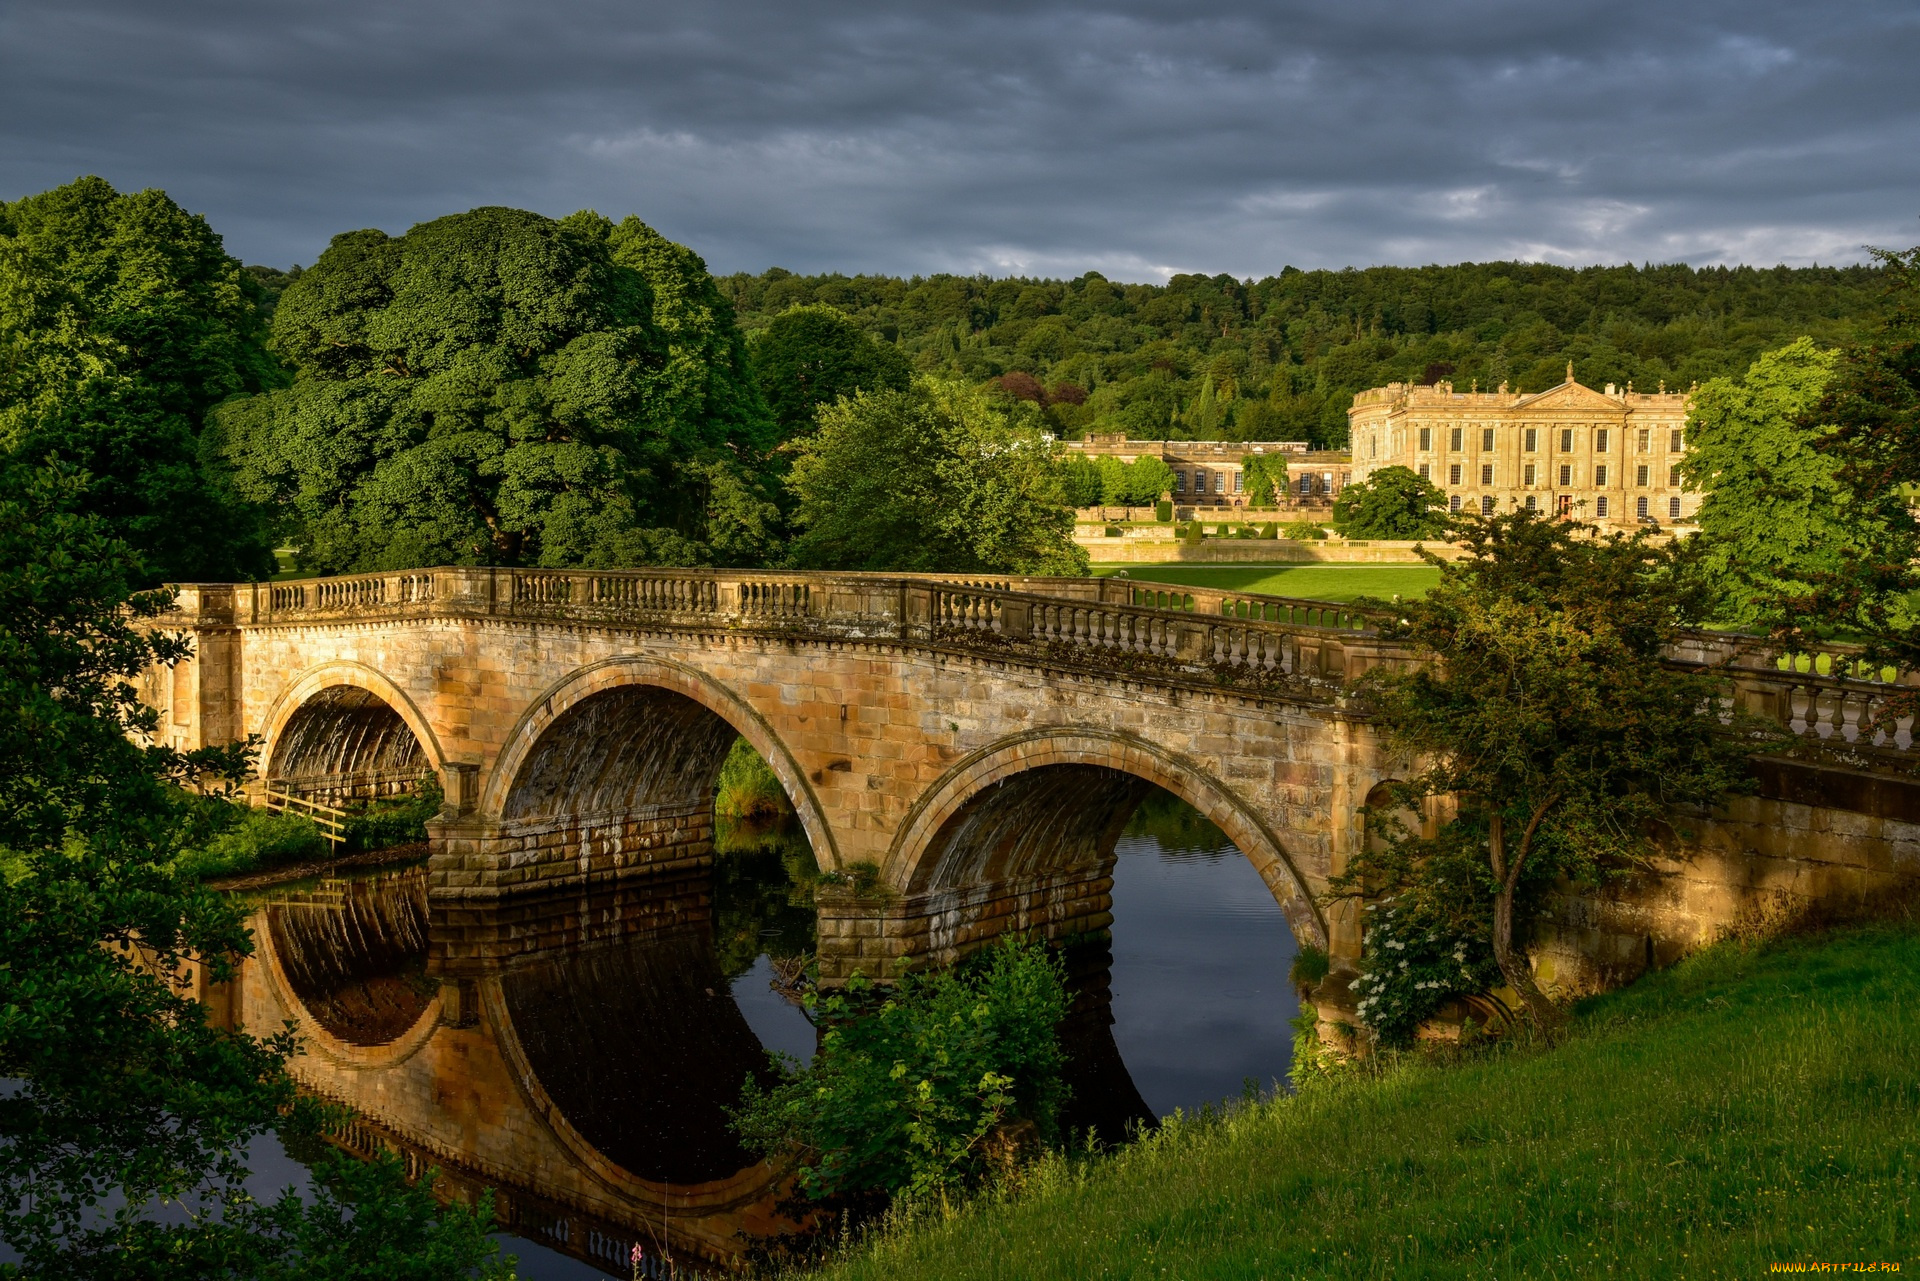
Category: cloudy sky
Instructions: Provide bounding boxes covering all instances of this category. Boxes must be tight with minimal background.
[2,0,1916,279]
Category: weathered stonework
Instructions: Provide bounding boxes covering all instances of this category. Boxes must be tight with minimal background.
[155,566,1920,1012]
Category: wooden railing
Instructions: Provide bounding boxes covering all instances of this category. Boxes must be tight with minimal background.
[204,566,1920,756]
[263,788,349,846]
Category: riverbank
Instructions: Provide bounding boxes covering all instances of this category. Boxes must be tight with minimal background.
[810,924,1919,1278]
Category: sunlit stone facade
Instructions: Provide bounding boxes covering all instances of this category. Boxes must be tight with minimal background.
[1347,369,1697,527]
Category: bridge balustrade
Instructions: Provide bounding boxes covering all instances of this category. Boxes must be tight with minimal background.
[216,565,1920,758]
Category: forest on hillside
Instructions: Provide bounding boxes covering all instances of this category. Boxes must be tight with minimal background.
[715,263,1888,447]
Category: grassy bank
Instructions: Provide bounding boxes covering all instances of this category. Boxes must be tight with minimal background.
[1092,563,1441,603]
[813,926,1918,1279]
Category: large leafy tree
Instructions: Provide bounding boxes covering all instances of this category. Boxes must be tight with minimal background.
[786,381,1086,575]
[1331,464,1450,539]
[1682,338,1903,630]
[215,206,777,572]
[0,177,278,583]
[749,304,912,442]
[1338,512,1762,1031]
[0,461,511,1278]
[1797,245,1920,663]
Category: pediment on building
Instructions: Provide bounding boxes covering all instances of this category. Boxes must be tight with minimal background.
[1513,380,1622,413]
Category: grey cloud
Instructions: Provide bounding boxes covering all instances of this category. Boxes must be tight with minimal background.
[1,0,1915,277]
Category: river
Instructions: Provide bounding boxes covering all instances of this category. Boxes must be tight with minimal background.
[232,786,1299,1278]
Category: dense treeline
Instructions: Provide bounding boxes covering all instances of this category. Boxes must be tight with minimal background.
[717,262,1888,447]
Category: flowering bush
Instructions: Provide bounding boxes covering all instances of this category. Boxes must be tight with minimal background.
[1350,895,1502,1048]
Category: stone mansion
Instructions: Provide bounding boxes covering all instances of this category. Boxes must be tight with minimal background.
[1061,367,1697,526]
[1347,367,1698,526]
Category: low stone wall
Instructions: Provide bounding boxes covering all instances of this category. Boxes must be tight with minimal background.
[428,804,713,899]
[1077,536,1462,564]
[816,867,1117,983]
[1534,756,1920,996]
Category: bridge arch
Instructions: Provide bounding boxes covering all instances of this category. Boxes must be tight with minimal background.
[888,728,1328,950]
[260,662,447,800]
[250,869,443,1070]
[481,655,839,872]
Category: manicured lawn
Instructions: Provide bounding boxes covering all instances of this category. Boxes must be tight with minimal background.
[814,926,1920,1280]
[1091,563,1441,603]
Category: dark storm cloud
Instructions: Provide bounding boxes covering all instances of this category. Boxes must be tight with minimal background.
[2,0,1916,277]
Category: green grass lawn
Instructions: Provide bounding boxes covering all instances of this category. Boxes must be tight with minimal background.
[1091,563,1441,603]
[815,926,1919,1280]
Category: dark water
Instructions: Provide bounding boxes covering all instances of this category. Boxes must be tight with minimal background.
[237,788,1298,1280]
[1107,816,1300,1117]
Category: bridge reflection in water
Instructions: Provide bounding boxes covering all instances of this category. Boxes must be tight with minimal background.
[228,798,1293,1276]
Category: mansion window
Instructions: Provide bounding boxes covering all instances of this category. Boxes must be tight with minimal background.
[1637,428,1651,452]
[1418,463,1430,481]
[1419,427,1432,451]
[1637,496,1650,518]
[1449,463,1463,485]
[1558,464,1572,486]
[1596,496,1610,517]
[1636,464,1650,486]
[1670,496,1682,519]
[1670,428,1685,451]
[1480,463,1493,484]
[1596,428,1610,453]
[1481,427,1494,451]
[1669,465,1681,486]
[1174,472,1187,493]
[1524,427,1537,452]
[1595,465,1609,486]
[1560,428,1574,452]
[1525,495,1538,512]
[1449,494,1463,512]
[1214,473,1225,494]
[1450,427,1463,450]
[1524,463,1537,486]
[1233,473,1243,493]
[1480,495,1495,515]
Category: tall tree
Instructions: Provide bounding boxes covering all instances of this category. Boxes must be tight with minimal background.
[215,206,776,572]
[1331,465,1450,539]
[1338,512,1762,1031]
[0,459,510,1278]
[1801,245,1920,663]
[1682,338,1897,629]
[0,177,278,583]
[786,381,1085,575]
[749,304,912,442]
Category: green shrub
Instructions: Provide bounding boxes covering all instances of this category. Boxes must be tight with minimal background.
[1179,523,1204,542]
[344,779,443,852]
[1259,522,1279,540]
[731,936,1068,1207]
[1154,500,1172,522]
[715,737,791,819]
[1288,943,1331,992]
[1283,520,1327,541]
[1350,894,1502,1048]
[174,804,329,881]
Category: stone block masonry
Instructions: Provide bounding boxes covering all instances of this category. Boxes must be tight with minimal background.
[154,566,1920,1014]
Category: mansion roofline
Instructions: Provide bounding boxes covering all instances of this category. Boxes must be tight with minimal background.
[1353,365,1691,413]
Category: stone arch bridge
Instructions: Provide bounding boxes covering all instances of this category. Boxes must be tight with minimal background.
[153,565,1904,989]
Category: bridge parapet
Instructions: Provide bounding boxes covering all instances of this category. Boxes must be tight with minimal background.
[154,565,1920,764]
[203,566,1383,697]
